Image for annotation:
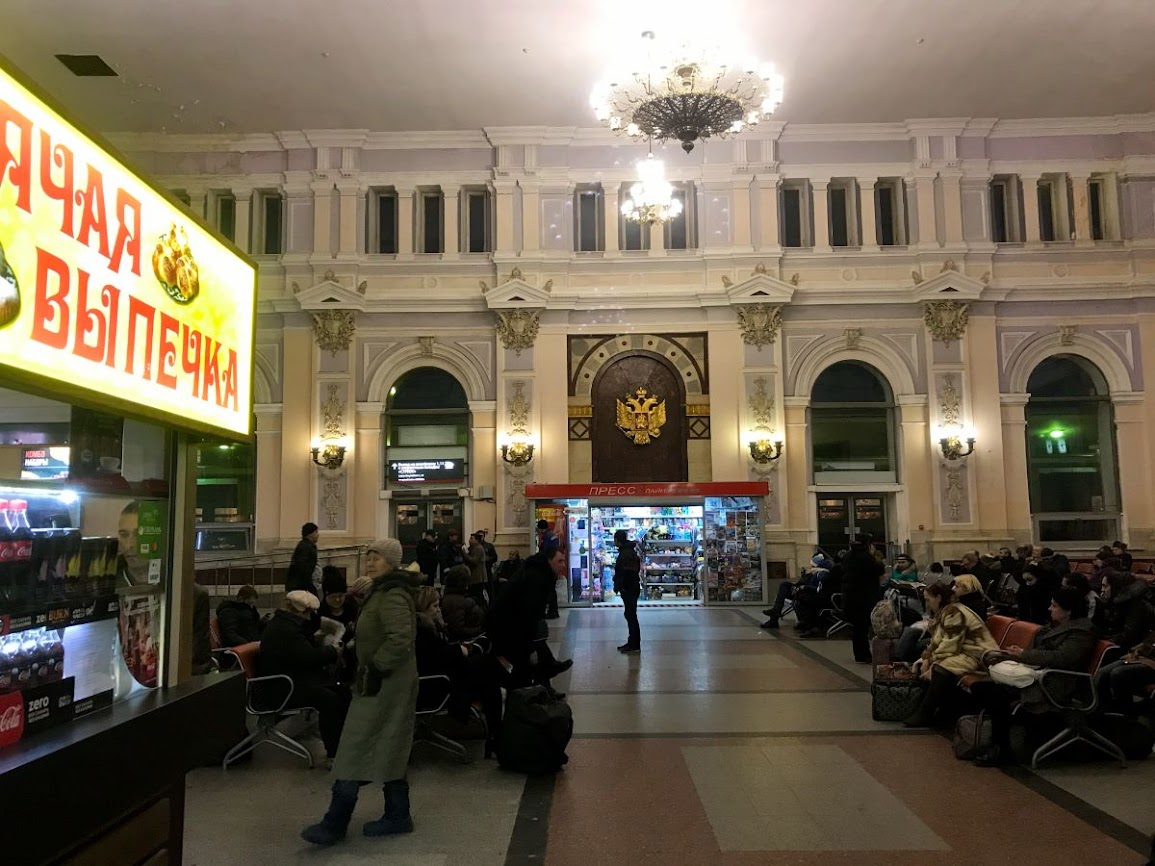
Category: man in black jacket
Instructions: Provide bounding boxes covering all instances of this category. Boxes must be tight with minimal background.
[259,591,350,762]
[487,548,572,686]
[613,530,642,653]
[438,528,466,577]
[415,530,439,586]
[216,584,264,647]
[285,522,320,596]
[841,534,884,663]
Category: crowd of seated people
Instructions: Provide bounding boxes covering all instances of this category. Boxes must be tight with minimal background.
[220,527,572,775]
[792,538,1155,768]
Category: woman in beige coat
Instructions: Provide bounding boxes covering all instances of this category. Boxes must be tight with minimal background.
[302,538,424,846]
[903,582,998,728]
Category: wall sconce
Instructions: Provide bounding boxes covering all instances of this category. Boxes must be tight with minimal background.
[935,427,976,461]
[746,432,784,464]
[311,437,349,470]
[499,433,536,467]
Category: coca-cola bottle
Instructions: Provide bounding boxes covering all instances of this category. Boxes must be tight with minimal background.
[11,632,31,692]
[26,629,46,689]
[0,634,18,693]
[43,629,64,683]
[0,499,13,612]
[10,500,32,612]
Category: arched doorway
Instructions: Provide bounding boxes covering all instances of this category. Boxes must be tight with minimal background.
[385,367,470,561]
[1025,355,1119,544]
[810,361,896,551]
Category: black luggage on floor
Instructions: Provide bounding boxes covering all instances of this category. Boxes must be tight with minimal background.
[870,677,927,722]
[498,685,574,775]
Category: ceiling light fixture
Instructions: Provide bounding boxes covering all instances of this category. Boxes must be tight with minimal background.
[590,30,784,153]
[621,139,683,225]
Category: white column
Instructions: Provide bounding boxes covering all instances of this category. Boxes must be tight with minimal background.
[312,180,333,255]
[535,331,569,484]
[396,187,415,259]
[810,179,830,252]
[232,188,252,254]
[858,178,877,249]
[1021,174,1042,244]
[756,175,781,251]
[895,178,909,245]
[1070,172,1093,244]
[732,178,753,251]
[603,185,620,254]
[941,170,964,245]
[441,184,460,258]
[336,179,361,255]
[520,181,540,253]
[254,405,283,551]
[353,404,382,542]
[912,172,938,249]
[493,180,516,255]
[188,190,207,221]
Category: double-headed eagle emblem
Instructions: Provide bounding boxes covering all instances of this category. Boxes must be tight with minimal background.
[616,388,666,445]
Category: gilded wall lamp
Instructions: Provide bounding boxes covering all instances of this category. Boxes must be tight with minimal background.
[935,427,976,461]
[499,433,536,467]
[311,437,349,470]
[746,431,784,464]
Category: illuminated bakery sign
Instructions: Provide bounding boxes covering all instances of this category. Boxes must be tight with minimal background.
[388,459,465,485]
[0,62,256,437]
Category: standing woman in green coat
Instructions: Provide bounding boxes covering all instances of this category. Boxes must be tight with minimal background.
[302,538,424,846]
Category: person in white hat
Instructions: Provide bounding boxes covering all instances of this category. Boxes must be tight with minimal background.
[302,538,424,846]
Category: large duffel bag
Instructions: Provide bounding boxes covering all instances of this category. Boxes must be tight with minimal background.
[870,679,927,722]
[498,686,574,775]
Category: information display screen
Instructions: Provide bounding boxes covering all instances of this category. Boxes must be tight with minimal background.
[388,459,465,485]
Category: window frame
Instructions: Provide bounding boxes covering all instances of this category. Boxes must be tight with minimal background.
[780,179,812,248]
[417,187,445,255]
[253,190,284,256]
[875,178,908,246]
[662,181,696,250]
[989,175,1024,243]
[210,191,237,242]
[462,186,493,254]
[367,187,399,255]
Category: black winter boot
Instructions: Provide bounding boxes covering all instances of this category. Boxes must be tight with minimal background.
[301,780,360,845]
[363,779,415,837]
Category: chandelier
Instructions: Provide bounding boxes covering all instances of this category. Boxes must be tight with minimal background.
[621,144,683,225]
[591,30,784,153]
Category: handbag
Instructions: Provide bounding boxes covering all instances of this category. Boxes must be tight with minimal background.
[952,713,992,760]
[870,678,927,722]
[988,659,1042,688]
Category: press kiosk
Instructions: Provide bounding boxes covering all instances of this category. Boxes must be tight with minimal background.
[0,56,256,864]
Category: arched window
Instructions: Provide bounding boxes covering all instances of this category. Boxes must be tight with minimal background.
[810,361,896,484]
[384,367,470,487]
[1025,355,1119,542]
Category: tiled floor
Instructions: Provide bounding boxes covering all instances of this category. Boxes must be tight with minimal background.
[183,605,1153,865]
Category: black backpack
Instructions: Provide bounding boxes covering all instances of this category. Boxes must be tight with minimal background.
[498,686,574,775]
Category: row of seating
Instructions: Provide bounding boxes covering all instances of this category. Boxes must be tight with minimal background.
[219,640,483,770]
[961,614,1126,768]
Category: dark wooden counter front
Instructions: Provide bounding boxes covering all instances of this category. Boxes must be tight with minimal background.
[0,673,246,866]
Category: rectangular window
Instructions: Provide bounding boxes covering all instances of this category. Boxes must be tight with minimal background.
[990,175,1022,243]
[1038,179,1056,242]
[372,189,398,254]
[782,187,803,247]
[574,185,604,252]
[419,190,444,254]
[829,186,849,247]
[875,178,907,246]
[663,183,694,250]
[257,192,283,255]
[464,188,492,253]
[214,193,236,241]
[1089,178,1105,241]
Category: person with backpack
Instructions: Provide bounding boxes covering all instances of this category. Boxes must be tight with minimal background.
[613,530,642,653]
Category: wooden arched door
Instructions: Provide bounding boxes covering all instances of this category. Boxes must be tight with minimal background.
[591,352,687,482]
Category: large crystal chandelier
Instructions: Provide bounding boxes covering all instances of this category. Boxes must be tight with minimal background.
[591,30,784,153]
[621,144,683,225]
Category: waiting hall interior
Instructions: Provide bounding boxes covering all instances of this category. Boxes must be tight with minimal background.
[1,1,1155,863]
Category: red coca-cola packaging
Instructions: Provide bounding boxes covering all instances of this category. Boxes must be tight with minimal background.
[0,690,23,748]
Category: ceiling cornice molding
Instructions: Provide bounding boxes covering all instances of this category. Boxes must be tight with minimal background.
[987,114,1155,138]
[363,130,491,149]
[778,122,907,143]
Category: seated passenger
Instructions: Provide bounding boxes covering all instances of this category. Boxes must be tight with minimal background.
[1095,570,1155,651]
[972,587,1095,767]
[794,551,844,637]
[1061,571,1099,621]
[761,553,830,629]
[889,553,919,584]
[320,566,359,632]
[1017,564,1058,624]
[903,583,997,728]
[952,574,989,621]
[413,587,502,756]
[440,564,486,642]
[216,584,264,647]
[259,591,351,764]
[1096,628,1155,715]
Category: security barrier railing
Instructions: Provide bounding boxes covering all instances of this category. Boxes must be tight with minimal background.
[194,545,366,599]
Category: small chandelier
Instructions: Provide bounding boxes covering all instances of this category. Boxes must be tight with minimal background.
[621,143,683,225]
[591,30,784,153]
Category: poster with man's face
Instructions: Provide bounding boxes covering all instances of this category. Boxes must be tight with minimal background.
[118,501,167,586]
